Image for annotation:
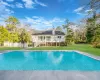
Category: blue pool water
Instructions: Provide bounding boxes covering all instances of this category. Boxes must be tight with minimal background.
[0,51,100,70]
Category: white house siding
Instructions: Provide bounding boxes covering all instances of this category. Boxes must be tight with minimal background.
[32,35,65,47]
[51,36,65,42]
[32,35,65,42]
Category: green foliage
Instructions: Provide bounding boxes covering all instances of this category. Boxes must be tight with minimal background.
[65,27,74,44]
[5,16,19,25]
[66,34,74,44]
[63,19,75,45]
[86,18,96,43]
[0,26,10,45]
[86,27,95,43]
[0,16,31,47]
[0,26,19,45]
[74,30,87,44]
[19,29,31,43]
[92,24,100,48]
[9,32,19,43]
[84,0,100,48]
[85,15,100,48]
[5,16,20,42]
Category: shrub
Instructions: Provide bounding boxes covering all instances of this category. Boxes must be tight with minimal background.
[92,42,100,48]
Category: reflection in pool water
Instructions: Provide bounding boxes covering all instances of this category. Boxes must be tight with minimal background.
[48,51,63,64]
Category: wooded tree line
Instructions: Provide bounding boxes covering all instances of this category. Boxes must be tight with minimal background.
[63,0,100,48]
[63,18,100,48]
[0,16,31,46]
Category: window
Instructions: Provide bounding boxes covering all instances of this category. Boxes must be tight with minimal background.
[38,36,46,41]
[38,36,44,41]
[46,36,51,41]
[58,36,61,38]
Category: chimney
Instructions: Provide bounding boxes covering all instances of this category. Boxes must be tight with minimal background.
[52,28,55,35]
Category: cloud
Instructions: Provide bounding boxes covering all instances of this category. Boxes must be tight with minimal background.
[34,0,47,7]
[51,18,65,23]
[0,0,10,6]
[74,6,84,13]
[22,0,47,9]
[74,6,88,15]
[74,6,93,15]
[0,1,14,16]
[0,0,14,8]
[0,0,14,25]
[16,2,24,8]
[85,9,93,13]
[22,0,36,9]
[6,0,14,2]
[20,16,65,30]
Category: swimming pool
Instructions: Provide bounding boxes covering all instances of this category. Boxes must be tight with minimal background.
[0,51,100,70]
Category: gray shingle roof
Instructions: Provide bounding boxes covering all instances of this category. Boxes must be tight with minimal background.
[32,30,65,35]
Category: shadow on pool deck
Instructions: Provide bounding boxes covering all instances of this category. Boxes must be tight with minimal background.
[0,71,100,80]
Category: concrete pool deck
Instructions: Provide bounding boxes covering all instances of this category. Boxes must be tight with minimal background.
[0,71,100,80]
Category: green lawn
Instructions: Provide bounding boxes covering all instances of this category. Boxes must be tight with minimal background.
[0,44,100,56]
[0,47,22,50]
[28,44,100,56]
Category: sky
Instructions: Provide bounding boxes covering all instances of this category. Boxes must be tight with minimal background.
[0,0,90,30]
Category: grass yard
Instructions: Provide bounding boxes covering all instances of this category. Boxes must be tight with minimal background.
[0,47,23,50]
[28,44,100,56]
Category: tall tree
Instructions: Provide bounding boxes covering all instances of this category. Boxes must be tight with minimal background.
[63,19,74,44]
[86,17,96,43]
[5,16,20,43]
[19,29,31,48]
[81,0,100,44]
[74,27,87,43]
[5,16,19,32]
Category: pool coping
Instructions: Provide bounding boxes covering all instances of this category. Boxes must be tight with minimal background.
[0,71,100,80]
[0,50,100,61]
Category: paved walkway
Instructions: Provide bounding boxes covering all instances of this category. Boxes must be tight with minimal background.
[0,71,100,80]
